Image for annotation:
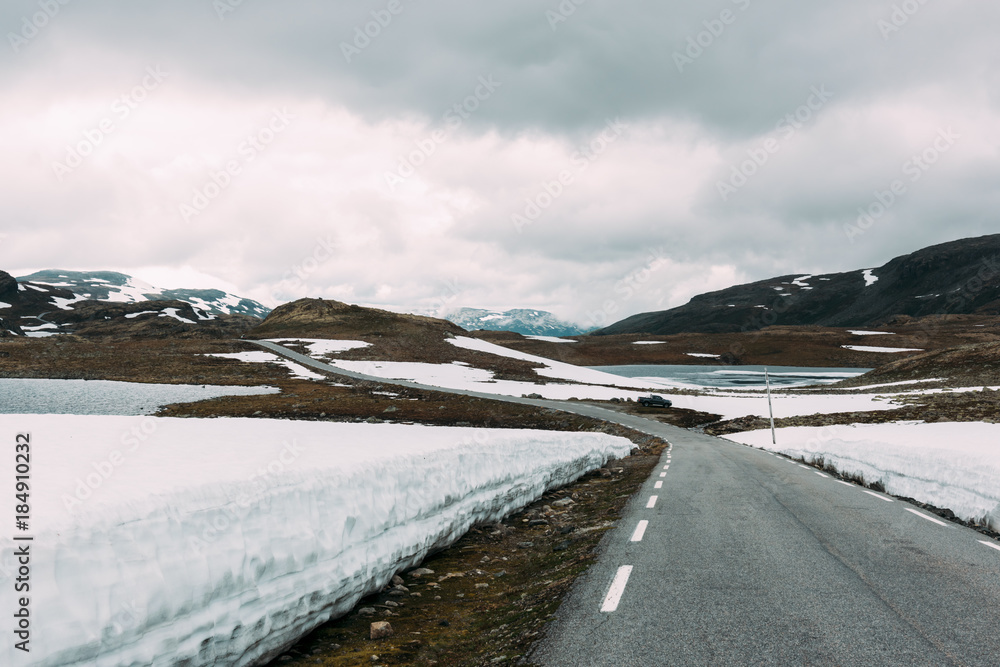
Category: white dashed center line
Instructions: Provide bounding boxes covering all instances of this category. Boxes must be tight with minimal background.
[814,471,829,478]
[659,472,667,478]
[799,465,811,470]
[646,496,658,509]
[601,566,633,613]
[630,520,649,542]
[979,540,1000,553]
[862,490,893,502]
[654,481,663,489]
[905,508,948,526]
[836,480,854,488]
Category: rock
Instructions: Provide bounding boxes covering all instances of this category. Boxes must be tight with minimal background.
[252,410,263,416]
[526,393,543,399]
[0,271,17,299]
[358,607,377,617]
[384,600,399,608]
[553,540,571,552]
[387,589,406,597]
[551,498,574,508]
[370,621,393,639]
[383,406,398,413]
[528,519,549,527]
[409,567,435,578]
[494,570,507,578]
[558,526,577,534]
[517,541,534,549]
[438,620,450,627]
[391,575,404,586]
[475,583,489,589]
[410,592,421,597]
[365,417,379,423]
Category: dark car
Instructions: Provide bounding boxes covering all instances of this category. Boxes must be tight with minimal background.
[638,394,672,408]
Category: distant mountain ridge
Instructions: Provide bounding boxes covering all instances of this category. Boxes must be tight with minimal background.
[16,270,270,318]
[595,234,1000,335]
[444,308,587,337]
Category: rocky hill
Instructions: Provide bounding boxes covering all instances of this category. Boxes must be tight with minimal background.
[595,234,1000,335]
[0,270,259,339]
[444,308,587,337]
[16,270,270,318]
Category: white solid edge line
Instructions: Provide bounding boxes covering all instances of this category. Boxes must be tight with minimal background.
[904,508,948,526]
[646,496,658,509]
[601,566,633,613]
[862,490,893,502]
[654,481,663,489]
[814,471,829,478]
[631,520,649,542]
[979,540,1000,553]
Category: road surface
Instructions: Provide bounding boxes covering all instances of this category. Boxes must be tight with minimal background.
[254,340,1000,665]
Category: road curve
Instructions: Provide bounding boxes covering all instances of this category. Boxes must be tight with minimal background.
[253,341,1000,665]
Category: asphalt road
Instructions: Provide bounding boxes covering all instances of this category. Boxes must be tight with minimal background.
[254,341,1000,666]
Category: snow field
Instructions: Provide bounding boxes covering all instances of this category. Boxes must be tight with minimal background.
[207,350,328,381]
[0,416,632,667]
[724,422,1000,531]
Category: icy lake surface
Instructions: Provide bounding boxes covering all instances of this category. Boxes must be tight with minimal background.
[591,365,869,389]
[0,378,279,415]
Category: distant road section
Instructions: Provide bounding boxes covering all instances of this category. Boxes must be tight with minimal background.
[254,340,1000,666]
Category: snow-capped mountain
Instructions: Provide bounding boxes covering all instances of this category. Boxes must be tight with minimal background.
[444,308,588,337]
[16,270,271,318]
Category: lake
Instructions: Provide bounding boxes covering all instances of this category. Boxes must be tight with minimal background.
[591,365,869,389]
[0,378,279,415]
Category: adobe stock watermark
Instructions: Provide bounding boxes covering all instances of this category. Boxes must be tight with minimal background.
[717,85,833,201]
[51,65,169,182]
[673,0,752,73]
[187,439,304,556]
[384,74,502,192]
[877,0,932,40]
[60,417,159,514]
[844,126,959,243]
[272,234,338,301]
[583,246,669,329]
[7,0,73,54]
[546,0,587,31]
[213,0,248,21]
[178,108,294,222]
[426,276,463,318]
[341,0,413,63]
[511,117,627,233]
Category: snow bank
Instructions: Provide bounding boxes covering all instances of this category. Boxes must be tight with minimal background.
[724,422,1000,530]
[524,335,577,343]
[262,338,371,355]
[0,416,631,667]
[446,336,656,388]
[207,351,328,381]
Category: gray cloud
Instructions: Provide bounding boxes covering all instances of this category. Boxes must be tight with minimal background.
[1,0,998,323]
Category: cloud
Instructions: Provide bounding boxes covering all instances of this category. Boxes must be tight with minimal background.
[1,0,998,325]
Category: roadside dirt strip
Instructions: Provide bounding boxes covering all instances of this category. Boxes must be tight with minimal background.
[255,341,1000,666]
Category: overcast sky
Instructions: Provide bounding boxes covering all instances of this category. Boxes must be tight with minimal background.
[2,0,998,326]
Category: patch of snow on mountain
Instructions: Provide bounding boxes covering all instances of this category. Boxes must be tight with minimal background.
[848,330,895,336]
[524,335,577,343]
[862,269,879,287]
[159,308,196,324]
[842,345,923,353]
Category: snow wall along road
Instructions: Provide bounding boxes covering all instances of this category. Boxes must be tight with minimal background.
[0,416,633,666]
